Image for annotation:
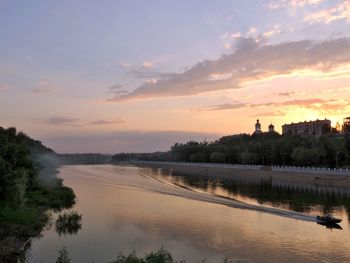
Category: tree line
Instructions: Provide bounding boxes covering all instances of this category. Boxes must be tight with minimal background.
[0,127,40,204]
[112,132,350,168]
[0,126,76,262]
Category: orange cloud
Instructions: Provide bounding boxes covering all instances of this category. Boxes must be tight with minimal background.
[108,38,350,102]
[89,118,126,125]
[203,98,336,111]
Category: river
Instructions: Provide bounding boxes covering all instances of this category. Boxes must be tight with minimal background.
[24,165,350,262]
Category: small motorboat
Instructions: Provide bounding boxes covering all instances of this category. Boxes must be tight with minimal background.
[317,221,342,230]
[316,214,342,224]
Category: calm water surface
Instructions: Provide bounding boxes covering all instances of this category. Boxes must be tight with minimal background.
[24,165,350,262]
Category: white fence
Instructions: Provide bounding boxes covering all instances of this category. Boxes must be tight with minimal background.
[272,165,350,176]
[133,161,262,170]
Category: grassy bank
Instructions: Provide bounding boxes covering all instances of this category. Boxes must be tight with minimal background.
[0,181,76,262]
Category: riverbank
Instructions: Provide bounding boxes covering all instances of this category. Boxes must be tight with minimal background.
[130,161,350,189]
[0,183,75,263]
[0,209,46,263]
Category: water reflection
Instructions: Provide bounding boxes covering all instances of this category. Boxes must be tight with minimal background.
[317,221,343,230]
[55,211,82,236]
[150,167,350,223]
[24,165,350,263]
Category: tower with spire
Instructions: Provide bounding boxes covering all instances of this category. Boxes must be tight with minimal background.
[253,119,276,135]
[255,119,262,134]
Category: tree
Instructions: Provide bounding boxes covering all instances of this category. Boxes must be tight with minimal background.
[0,127,39,204]
[345,133,350,161]
[209,152,226,163]
[240,152,259,164]
[189,152,205,162]
[291,147,321,166]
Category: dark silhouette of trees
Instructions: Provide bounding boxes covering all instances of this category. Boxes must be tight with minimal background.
[345,133,350,159]
[0,127,37,204]
[113,132,350,168]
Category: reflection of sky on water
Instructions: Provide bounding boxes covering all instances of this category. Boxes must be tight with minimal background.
[25,165,350,263]
[153,167,350,223]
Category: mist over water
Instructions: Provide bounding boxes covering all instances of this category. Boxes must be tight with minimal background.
[24,165,350,262]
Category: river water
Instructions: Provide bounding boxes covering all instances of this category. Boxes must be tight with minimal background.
[24,165,350,262]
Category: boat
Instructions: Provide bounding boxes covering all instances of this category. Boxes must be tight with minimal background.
[316,215,342,224]
[317,221,342,230]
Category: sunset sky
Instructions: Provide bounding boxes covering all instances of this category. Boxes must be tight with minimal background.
[1,0,350,153]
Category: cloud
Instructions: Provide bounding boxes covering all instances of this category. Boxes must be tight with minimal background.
[223,43,231,49]
[43,130,222,154]
[231,32,242,39]
[246,27,258,37]
[304,1,350,24]
[276,91,295,96]
[107,84,128,95]
[127,69,169,79]
[204,97,350,116]
[117,61,131,69]
[45,116,126,127]
[208,73,232,81]
[31,86,61,94]
[45,116,79,126]
[142,61,154,68]
[31,81,61,94]
[196,102,248,111]
[108,37,350,102]
[203,98,331,111]
[262,25,282,38]
[308,99,350,114]
[251,110,285,117]
[267,0,324,10]
[90,118,126,125]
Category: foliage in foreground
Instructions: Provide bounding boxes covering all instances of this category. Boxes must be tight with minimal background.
[56,246,238,263]
[109,248,174,263]
[56,247,174,263]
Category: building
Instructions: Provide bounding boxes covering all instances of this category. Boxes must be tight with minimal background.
[282,119,331,136]
[342,117,350,133]
[253,119,275,134]
[254,119,262,134]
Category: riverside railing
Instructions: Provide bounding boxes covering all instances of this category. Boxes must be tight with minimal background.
[272,165,350,176]
[133,160,262,170]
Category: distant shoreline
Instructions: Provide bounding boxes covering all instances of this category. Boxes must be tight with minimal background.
[129,161,350,190]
